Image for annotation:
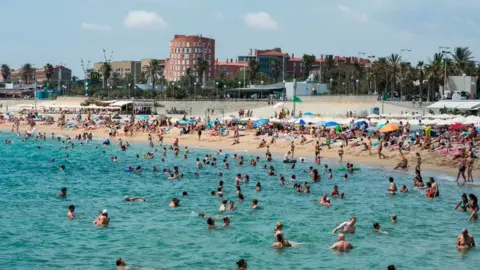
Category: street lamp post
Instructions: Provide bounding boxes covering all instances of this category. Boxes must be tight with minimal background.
[215,82,219,99]
[107,84,110,99]
[355,79,359,95]
[128,83,131,99]
[463,73,466,92]
[400,49,412,100]
[440,46,451,99]
[329,78,333,94]
[223,84,227,99]
[238,81,241,99]
[194,82,197,101]
[260,80,264,100]
[342,82,346,95]
[109,85,112,100]
[172,82,175,99]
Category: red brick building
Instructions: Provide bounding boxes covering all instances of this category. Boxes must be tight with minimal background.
[214,59,248,79]
[165,35,215,83]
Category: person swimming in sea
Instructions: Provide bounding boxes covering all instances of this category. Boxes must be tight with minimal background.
[67,204,76,219]
[455,193,469,212]
[57,187,67,197]
[169,198,180,208]
[272,233,293,248]
[457,228,475,250]
[124,196,146,202]
[373,222,388,235]
[93,209,110,226]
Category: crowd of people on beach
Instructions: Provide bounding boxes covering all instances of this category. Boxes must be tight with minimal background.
[2,107,480,269]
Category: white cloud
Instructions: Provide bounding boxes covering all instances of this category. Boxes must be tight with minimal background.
[243,12,278,30]
[124,11,167,29]
[338,4,368,22]
[81,22,111,31]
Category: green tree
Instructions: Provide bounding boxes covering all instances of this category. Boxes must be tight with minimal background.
[452,47,474,75]
[21,63,34,84]
[387,53,402,98]
[302,54,315,78]
[323,55,336,84]
[143,59,163,94]
[269,58,282,82]
[248,58,259,84]
[372,57,389,95]
[1,64,11,82]
[194,57,208,86]
[44,63,54,83]
[426,53,444,101]
[416,61,425,101]
[100,62,112,89]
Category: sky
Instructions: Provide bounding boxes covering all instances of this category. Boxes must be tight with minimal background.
[1,0,479,77]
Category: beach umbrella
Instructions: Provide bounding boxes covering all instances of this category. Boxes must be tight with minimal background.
[379,123,399,133]
[376,123,386,129]
[294,118,306,125]
[273,102,285,109]
[355,120,368,128]
[367,114,379,118]
[449,123,467,131]
[269,118,284,123]
[253,118,269,128]
[138,115,149,121]
[177,119,190,125]
[293,96,303,103]
[325,121,339,128]
[315,120,326,126]
[303,112,314,116]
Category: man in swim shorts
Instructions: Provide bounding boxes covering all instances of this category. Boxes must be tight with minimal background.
[457,228,475,250]
[387,177,397,193]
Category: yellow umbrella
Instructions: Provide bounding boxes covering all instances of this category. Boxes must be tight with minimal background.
[379,123,399,133]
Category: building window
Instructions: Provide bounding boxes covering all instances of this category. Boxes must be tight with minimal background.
[187,42,190,47]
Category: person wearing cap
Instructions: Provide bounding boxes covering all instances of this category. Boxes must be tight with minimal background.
[169,198,180,208]
[93,209,110,226]
[124,196,146,202]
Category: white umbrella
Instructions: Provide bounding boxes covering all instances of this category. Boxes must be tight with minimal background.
[339,118,353,125]
[269,118,284,123]
[367,114,379,118]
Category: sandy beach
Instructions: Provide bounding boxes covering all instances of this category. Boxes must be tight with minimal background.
[1,121,477,180]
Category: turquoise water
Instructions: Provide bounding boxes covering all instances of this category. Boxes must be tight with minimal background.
[0,131,479,270]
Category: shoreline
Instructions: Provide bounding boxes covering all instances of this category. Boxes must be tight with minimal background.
[1,123,477,181]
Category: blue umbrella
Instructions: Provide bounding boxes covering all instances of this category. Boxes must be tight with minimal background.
[138,115,149,121]
[376,123,386,129]
[304,112,314,116]
[325,121,339,127]
[315,120,326,126]
[294,118,306,125]
[253,118,269,128]
[356,120,368,128]
[177,119,190,124]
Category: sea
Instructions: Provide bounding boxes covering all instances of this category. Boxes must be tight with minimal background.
[0,131,479,270]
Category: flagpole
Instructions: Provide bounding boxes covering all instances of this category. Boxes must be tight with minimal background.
[293,78,297,117]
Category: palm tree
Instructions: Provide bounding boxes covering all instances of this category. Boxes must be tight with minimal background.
[323,55,336,83]
[21,63,34,84]
[270,58,281,82]
[143,59,163,92]
[452,47,474,75]
[372,57,389,96]
[426,53,444,101]
[100,62,112,89]
[302,54,315,79]
[44,63,54,83]
[247,58,259,84]
[416,61,425,101]
[194,57,208,86]
[398,62,411,99]
[387,54,402,98]
[1,64,11,82]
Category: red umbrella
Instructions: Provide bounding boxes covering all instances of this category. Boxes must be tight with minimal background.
[449,123,466,131]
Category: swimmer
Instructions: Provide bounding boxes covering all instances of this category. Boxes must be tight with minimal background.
[238,193,244,203]
[182,191,188,197]
[223,217,231,227]
[455,193,469,212]
[196,158,203,169]
[329,233,353,252]
[57,187,67,197]
[207,217,217,229]
[169,198,180,208]
[457,228,475,250]
[319,194,332,206]
[252,199,259,209]
[228,201,236,211]
[135,166,142,173]
[152,166,157,172]
[116,258,127,270]
[256,182,262,192]
[274,222,283,236]
[332,216,356,234]
[391,214,397,223]
[272,233,293,248]
[280,175,285,186]
[344,174,348,181]
[219,200,227,211]
[328,168,332,179]
[400,185,408,193]
[373,222,388,235]
[60,165,66,171]
[387,177,397,194]
[93,209,110,226]
[124,196,146,202]
[236,259,247,270]
[67,204,76,219]
[331,185,340,197]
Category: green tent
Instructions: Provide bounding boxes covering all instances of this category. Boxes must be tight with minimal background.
[293,96,302,103]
